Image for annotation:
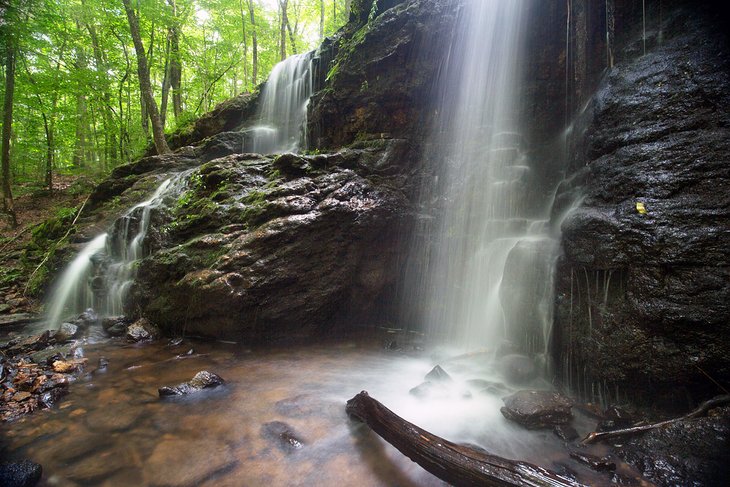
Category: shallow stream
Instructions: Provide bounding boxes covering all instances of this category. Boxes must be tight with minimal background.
[1,330,624,486]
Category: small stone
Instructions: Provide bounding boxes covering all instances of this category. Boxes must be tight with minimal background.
[97,357,109,370]
[424,365,452,382]
[158,370,224,397]
[54,323,80,342]
[261,421,306,453]
[52,358,87,373]
[126,318,160,342]
[13,391,31,402]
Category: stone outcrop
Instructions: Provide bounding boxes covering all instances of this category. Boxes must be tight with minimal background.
[553,4,730,408]
[307,0,458,149]
[129,145,408,342]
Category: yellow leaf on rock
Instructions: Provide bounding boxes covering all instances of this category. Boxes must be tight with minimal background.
[636,202,647,214]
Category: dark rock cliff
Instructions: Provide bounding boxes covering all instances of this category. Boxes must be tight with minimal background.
[49,0,729,405]
[553,3,730,409]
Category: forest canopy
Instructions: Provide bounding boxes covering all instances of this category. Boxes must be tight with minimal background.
[0,0,350,209]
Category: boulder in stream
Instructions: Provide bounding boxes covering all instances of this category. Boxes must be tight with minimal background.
[500,390,573,429]
[158,370,225,397]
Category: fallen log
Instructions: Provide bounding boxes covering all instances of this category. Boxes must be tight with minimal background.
[346,391,586,487]
[582,394,730,445]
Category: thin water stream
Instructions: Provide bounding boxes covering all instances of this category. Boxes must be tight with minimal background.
[1,333,619,486]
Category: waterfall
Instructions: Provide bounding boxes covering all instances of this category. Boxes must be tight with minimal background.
[245,51,315,154]
[46,173,189,326]
[404,0,560,358]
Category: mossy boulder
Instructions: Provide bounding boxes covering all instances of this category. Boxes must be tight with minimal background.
[130,144,409,342]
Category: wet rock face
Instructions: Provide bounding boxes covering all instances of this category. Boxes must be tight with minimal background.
[307,0,459,149]
[553,4,730,408]
[617,407,730,487]
[131,146,408,342]
[500,390,573,429]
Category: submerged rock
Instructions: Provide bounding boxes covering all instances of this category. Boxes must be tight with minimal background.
[498,354,537,384]
[261,421,306,453]
[500,390,573,429]
[142,438,237,486]
[158,371,225,397]
[0,459,42,487]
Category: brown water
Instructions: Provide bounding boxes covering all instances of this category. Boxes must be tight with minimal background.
[1,333,624,486]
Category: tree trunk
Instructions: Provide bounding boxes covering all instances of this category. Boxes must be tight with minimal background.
[319,0,324,41]
[160,33,171,127]
[73,37,89,168]
[279,0,288,61]
[239,0,249,92]
[2,43,18,227]
[166,0,182,121]
[346,392,585,487]
[248,0,258,86]
[42,112,53,191]
[122,0,170,154]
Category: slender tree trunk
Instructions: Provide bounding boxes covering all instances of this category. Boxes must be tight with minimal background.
[73,35,89,168]
[248,0,258,86]
[41,112,53,191]
[2,43,18,227]
[279,0,288,61]
[168,0,182,121]
[319,0,324,41]
[122,0,170,154]
[160,33,171,127]
[239,0,248,92]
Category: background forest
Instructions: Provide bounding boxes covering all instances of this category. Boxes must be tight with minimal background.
[0,0,351,223]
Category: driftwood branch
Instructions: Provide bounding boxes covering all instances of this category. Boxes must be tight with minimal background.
[346,391,585,487]
[582,394,730,445]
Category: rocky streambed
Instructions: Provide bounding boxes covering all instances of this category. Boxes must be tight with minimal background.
[3,319,728,486]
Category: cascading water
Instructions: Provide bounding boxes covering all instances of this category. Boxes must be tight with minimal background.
[46,173,189,327]
[404,0,561,360]
[245,51,315,154]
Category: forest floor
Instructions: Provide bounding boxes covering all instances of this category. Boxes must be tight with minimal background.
[0,175,93,315]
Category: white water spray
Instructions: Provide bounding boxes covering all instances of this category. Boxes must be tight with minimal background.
[46,174,189,326]
[404,0,564,361]
[246,51,315,154]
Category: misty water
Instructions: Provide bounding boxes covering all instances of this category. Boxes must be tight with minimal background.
[0,331,621,486]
